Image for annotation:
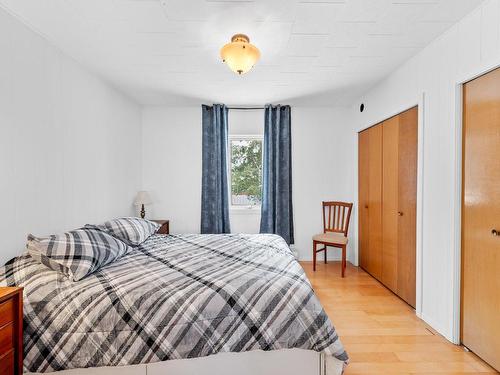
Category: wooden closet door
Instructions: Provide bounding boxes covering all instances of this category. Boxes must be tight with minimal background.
[397,107,418,308]
[367,124,383,279]
[382,116,399,292]
[358,130,370,271]
[462,68,500,371]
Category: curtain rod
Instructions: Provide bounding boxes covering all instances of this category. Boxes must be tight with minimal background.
[227,107,265,110]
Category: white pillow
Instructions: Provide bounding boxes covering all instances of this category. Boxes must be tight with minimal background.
[27,228,129,281]
[88,217,160,246]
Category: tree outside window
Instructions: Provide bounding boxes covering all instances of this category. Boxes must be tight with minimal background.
[230,138,263,207]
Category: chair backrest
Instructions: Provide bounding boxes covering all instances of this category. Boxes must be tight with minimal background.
[322,201,353,237]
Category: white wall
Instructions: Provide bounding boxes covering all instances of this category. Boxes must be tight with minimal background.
[142,107,202,233]
[0,7,142,264]
[142,106,357,262]
[353,0,500,342]
[293,108,356,262]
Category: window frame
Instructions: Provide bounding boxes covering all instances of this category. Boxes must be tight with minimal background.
[228,134,264,211]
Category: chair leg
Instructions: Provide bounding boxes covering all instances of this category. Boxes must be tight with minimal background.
[341,245,346,278]
[324,245,327,264]
[313,241,317,271]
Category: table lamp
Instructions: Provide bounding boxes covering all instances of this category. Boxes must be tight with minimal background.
[134,191,152,219]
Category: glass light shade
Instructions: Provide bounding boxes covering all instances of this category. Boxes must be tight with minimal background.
[220,34,260,75]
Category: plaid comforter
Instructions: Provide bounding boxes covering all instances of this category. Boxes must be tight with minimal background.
[0,233,348,373]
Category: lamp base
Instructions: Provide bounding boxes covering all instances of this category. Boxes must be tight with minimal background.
[140,204,146,219]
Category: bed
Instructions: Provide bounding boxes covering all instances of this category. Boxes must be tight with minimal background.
[0,232,348,374]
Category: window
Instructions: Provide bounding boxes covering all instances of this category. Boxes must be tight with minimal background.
[229,136,263,208]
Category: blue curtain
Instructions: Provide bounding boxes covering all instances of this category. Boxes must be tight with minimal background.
[260,104,294,244]
[201,104,231,234]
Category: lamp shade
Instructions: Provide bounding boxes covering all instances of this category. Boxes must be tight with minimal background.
[134,191,152,206]
[220,34,260,75]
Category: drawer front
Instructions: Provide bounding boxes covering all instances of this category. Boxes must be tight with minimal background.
[0,349,14,375]
[0,323,13,354]
[0,299,14,327]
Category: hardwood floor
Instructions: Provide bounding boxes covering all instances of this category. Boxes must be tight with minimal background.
[301,262,498,375]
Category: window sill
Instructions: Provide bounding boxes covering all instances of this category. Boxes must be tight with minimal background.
[230,207,261,215]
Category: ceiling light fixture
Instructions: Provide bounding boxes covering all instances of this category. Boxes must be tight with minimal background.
[220,34,260,75]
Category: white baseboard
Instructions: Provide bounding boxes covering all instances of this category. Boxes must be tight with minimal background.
[419,313,455,344]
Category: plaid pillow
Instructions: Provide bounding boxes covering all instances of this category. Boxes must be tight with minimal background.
[27,228,129,281]
[89,217,160,246]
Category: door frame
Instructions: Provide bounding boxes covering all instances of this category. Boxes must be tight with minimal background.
[356,93,425,317]
[452,60,500,345]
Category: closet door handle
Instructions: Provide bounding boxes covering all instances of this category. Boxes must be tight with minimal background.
[492,229,499,237]
[397,211,403,216]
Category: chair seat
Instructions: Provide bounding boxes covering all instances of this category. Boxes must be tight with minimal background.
[312,232,348,245]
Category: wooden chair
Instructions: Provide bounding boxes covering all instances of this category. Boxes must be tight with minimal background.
[312,201,353,277]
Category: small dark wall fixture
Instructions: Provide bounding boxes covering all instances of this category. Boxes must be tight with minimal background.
[360,103,365,112]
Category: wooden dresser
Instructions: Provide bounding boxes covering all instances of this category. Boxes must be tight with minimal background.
[153,220,170,235]
[0,287,23,375]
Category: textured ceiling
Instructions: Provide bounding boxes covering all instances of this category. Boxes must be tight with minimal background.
[0,0,484,106]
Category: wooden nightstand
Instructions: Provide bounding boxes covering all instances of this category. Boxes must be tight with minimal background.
[0,287,23,375]
[153,220,170,234]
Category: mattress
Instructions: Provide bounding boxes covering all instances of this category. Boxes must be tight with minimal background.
[1,233,348,373]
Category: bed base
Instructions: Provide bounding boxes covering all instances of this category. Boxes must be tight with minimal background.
[27,349,344,375]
